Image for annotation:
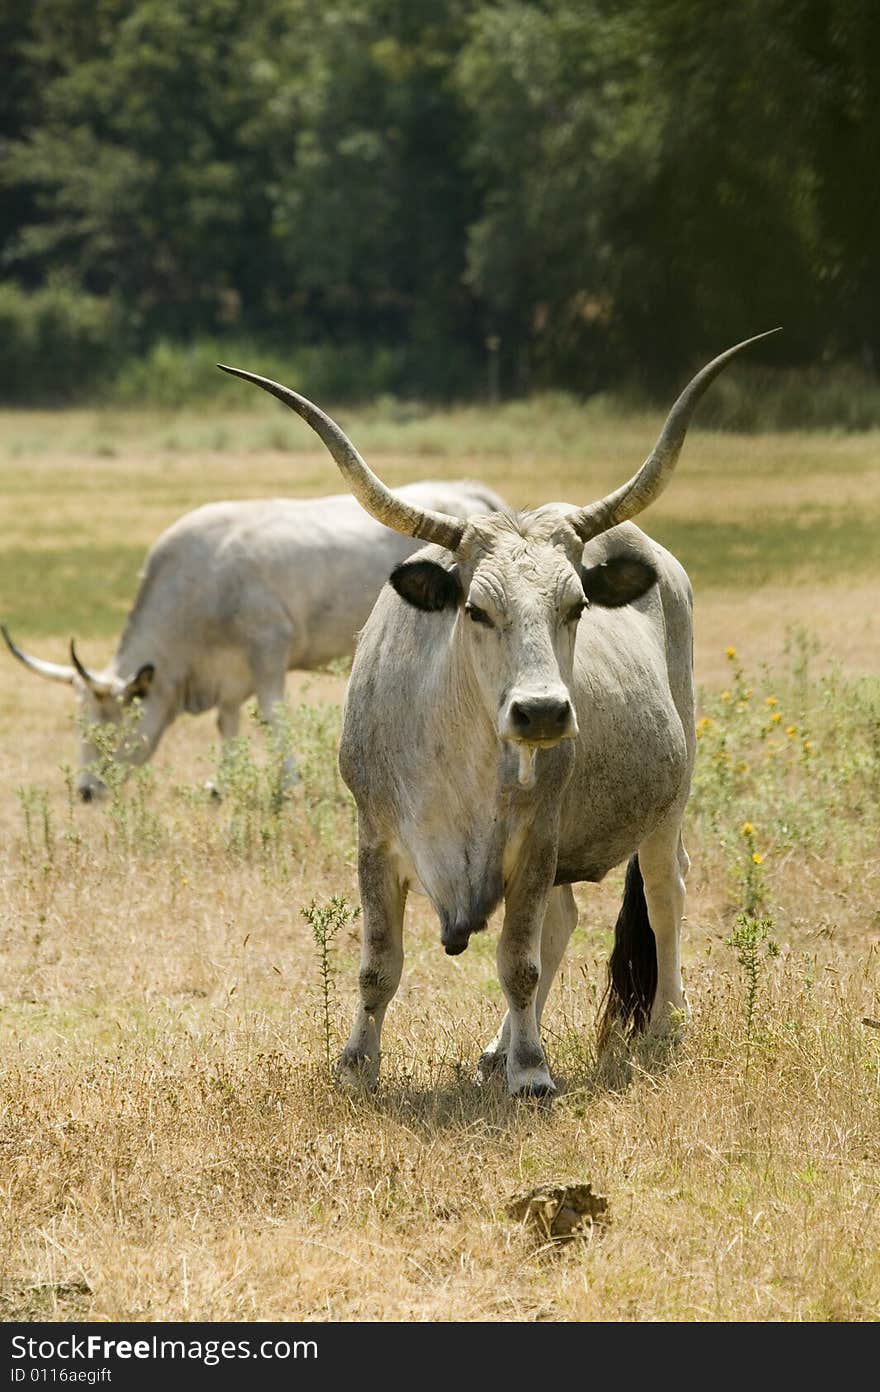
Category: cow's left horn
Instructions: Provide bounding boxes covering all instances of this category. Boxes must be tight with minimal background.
[216,365,466,551]
[1,624,76,684]
[571,329,782,541]
[70,640,114,696]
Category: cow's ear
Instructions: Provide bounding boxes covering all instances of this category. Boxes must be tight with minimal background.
[390,559,463,612]
[124,663,155,702]
[581,558,658,608]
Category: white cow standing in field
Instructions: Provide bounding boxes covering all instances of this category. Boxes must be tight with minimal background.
[221,332,776,1096]
[2,480,506,800]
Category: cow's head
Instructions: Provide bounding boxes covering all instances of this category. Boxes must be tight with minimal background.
[218,330,777,782]
[387,514,656,775]
[1,626,155,800]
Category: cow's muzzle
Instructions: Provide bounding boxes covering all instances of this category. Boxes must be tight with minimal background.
[501,692,578,746]
[77,776,108,803]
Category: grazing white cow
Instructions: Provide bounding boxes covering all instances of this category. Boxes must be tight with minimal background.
[221,331,776,1096]
[2,480,506,800]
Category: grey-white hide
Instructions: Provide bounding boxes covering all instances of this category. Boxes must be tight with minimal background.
[2,480,506,800]
[218,332,777,1097]
[338,515,692,1097]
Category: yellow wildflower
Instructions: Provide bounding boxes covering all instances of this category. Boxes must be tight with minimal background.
[741,822,755,836]
[752,853,764,865]
[765,695,778,707]
[785,725,797,737]
[770,712,782,724]
[720,690,731,702]
[725,646,737,659]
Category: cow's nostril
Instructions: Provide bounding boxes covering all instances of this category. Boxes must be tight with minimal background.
[511,701,532,728]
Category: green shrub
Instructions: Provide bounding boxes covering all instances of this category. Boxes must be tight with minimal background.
[114,350,880,425]
[108,337,409,408]
[690,632,880,884]
[653,362,880,433]
[0,280,125,404]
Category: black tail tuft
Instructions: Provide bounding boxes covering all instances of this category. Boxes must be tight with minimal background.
[596,855,657,1049]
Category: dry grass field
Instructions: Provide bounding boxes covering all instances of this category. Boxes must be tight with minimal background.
[1,399,879,1322]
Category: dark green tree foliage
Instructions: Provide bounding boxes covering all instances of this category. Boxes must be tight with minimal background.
[457,2,631,393]
[801,1,880,365]
[262,1,481,394]
[2,0,480,393]
[3,0,290,338]
[1,0,878,400]
[0,5,40,263]
[456,0,824,390]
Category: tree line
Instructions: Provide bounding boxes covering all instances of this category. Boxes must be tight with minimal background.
[1,0,878,404]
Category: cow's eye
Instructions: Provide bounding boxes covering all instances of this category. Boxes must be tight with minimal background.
[465,603,494,628]
[564,601,586,625]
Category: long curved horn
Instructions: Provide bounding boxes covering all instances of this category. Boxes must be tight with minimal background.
[1,624,75,684]
[572,329,782,541]
[217,364,466,551]
[69,640,114,696]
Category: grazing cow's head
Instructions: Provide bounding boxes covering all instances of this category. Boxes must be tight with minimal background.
[218,331,777,780]
[1,627,155,800]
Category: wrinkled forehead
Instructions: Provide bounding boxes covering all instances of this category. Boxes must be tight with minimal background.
[465,509,585,606]
[466,503,582,553]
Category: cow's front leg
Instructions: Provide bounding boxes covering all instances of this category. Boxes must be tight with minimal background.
[207,703,241,799]
[250,649,300,794]
[496,853,558,1097]
[478,883,578,1084]
[336,844,406,1091]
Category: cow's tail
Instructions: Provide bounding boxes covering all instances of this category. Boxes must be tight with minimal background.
[596,854,657,1050]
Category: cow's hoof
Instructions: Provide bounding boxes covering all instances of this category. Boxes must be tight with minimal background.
[334,1051,379,1092]
[644,1001,691,1044]
[475,1049,506,1085]
[512,1080,557,1102]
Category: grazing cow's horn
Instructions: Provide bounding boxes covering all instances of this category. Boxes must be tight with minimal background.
[1,624,75,684]
[572,329,782,541]
[69,640,114,696]
[216,365,466,551]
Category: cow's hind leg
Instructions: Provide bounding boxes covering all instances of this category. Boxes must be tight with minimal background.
[597,815,689,1049]
[640,825,689,1037]
[336,844,407,1091]
[477,884,578,1084]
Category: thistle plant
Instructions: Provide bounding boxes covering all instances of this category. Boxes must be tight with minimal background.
[302,894,361,1074]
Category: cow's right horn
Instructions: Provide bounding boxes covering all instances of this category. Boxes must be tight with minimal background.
[217,364,466,551]
[571,328,782,541]
[1,624,75,684]
[70,640,114,696]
